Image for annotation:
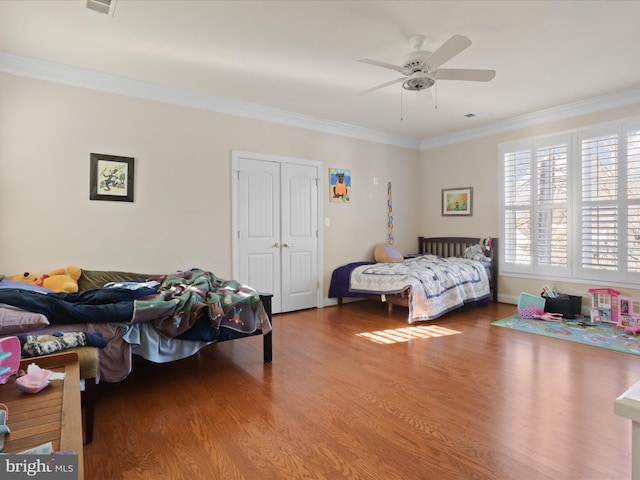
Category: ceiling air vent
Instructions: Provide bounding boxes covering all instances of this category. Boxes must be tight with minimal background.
[85,0,117,16]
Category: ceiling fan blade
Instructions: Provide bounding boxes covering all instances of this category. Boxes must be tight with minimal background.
[436,68,496,82]
[358,58,407,74]
[360,77,405,94]
[424,34,472,69]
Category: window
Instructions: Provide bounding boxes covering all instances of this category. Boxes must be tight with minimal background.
[500,119,640,286]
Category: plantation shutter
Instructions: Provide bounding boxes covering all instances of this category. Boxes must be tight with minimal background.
[536,144,568,268]
[503,148,532,270]
[580,134,619,273]
[501,138,569,277]
[628,129,640,273]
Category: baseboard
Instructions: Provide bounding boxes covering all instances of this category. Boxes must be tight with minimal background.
[323,297,366,307]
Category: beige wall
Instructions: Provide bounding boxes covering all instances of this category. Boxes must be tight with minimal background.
[420,103,640,306]
[0,73,420,300]
[419,135,499,238]
[5,70,639,309]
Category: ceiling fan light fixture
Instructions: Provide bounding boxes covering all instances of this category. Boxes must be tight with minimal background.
[402,75,435,91]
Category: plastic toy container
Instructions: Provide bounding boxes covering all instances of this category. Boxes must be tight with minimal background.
[517,292,546,319]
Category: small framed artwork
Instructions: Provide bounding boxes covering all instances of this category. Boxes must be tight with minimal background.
[90,153,135,202]
[329,168,351,203]
[442,187,473,216]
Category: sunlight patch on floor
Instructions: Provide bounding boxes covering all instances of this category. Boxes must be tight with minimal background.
[356,324,461,344]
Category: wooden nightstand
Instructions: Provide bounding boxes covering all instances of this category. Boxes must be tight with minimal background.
[0,351,84,480]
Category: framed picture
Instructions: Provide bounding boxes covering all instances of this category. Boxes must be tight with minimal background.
[329,168,351,203]
[442,187,472,216]
[90,153,135,202]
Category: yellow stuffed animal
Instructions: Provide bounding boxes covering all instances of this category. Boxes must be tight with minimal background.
[9,266,81,293]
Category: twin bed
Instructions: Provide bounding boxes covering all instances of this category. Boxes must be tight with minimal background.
[0,268,272,383]
[329,236,498,323]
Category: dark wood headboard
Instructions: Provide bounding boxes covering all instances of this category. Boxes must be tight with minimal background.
[418,236,498,303]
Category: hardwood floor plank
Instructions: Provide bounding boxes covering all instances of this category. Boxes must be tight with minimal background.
[84,301,639,479]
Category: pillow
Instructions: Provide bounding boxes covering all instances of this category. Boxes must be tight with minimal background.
[374,243,404,263]
[0,307,49,334]
[0,279,53,294]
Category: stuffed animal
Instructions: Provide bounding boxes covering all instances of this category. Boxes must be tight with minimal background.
[8,266,81,293]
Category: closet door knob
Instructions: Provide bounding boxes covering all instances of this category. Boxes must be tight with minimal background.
[273,242,280,247]
[283,243,292,247]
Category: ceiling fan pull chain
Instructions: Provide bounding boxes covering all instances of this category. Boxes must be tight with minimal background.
[400,88,404,122]
[387,181,394,245]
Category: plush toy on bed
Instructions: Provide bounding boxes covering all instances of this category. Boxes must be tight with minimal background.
[8,266,81,293]
[463,244,491,264]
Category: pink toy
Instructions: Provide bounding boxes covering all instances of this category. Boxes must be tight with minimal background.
[589,288,621,323]
[536,312,563,322]
[14,363,66,394]
[624,325,640,336]
[0,336,20,384]
[619,296,640,328]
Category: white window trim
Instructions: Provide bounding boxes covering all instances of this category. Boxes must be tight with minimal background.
[499,116,640,289]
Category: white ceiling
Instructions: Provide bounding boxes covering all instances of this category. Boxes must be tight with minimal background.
[2,0,640,146]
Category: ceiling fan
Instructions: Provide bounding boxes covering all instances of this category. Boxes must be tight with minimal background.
[358,34,496,94]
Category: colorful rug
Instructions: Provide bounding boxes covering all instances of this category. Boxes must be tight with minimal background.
[492,315,640,356]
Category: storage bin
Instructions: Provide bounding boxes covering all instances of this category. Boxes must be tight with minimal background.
[543,293,582,319]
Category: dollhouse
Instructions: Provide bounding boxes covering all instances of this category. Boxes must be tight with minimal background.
[618,296,640,327]
[588,288,620,323]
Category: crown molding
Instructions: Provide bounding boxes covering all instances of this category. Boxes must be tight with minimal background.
[3,51,639,152]
[0,51,420,150]
[420,86,640,150]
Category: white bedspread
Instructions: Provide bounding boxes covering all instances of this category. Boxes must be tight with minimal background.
[349,254,490,323]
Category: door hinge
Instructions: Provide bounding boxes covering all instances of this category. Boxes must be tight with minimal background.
[317,281,320,289]
[237,231,240,239]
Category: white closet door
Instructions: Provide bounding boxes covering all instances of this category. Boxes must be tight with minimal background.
[236,157,282,312]
[281,162,318,312]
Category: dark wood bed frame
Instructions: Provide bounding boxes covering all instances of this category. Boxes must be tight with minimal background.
[258,293,273,362]
[364,236,499,311]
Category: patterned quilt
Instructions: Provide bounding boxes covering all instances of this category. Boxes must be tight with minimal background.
[349,254,490,323]
[135,268,270,338]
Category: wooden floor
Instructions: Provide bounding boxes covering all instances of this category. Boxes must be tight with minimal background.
[84,301,640,480]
